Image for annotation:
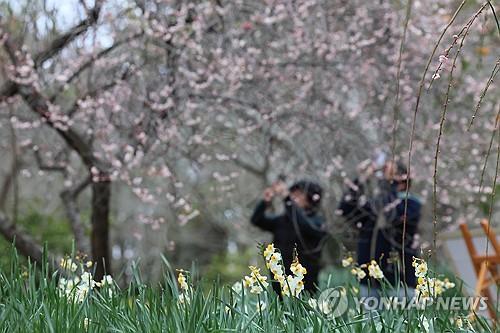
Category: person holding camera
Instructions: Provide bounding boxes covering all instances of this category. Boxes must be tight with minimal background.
[339,159,422,290]
[250,179,327,294]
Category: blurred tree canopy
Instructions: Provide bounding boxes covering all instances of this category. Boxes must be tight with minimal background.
[0,0,498,283]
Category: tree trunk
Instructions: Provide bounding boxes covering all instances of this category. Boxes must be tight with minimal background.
[91,180,111,281]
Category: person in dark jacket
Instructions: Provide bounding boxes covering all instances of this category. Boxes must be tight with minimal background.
[251,179,327,294]
[338,160,422,288]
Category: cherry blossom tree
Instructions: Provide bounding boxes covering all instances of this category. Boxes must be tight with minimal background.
[0,0,498,281]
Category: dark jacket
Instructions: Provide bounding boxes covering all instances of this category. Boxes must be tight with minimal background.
[339,178,422,287]
[250,197,326,292]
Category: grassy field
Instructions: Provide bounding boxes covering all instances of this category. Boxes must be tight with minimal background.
[0,246,495,333]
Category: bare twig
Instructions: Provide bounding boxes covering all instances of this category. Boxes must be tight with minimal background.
[390,0,412,165]
[468,57,500,130]
[33,0,104,68]
[50,32,144,102]
[478,107,500,193]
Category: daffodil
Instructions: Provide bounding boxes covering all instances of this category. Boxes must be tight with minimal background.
[243,265,269,294]
[178,293,190,304]
[367,260,384,279]
[263,244,275,260]
[177,271,191,304]
[256,301,267,311]
[290,258,307,278]
[96,275,114,297]
[412,258,456,307]
[415,261,428,278]
[178,272,189,291]
[243,275,255,288]
[274,273,286,285]
[443,278,455,289]
[83,317,90,331]
[231,281,243,294]
[58,273,93,302]
[250,284,264,294]
[266,252,282,269]
[350,267,366,281]
[282,275,304,296]
[342,256,354,267]
[249,265,260,275]
[308,297,333,315]
[270,265,284,279]
[60,258,78,272]
[308,298,318,309]
[260,243,306,297]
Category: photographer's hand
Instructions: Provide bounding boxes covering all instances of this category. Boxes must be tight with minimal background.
[272,180,289,199]
[263,187,274,203]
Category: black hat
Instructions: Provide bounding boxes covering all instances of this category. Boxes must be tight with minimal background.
[395,161,411,181]
[289,180,323,207]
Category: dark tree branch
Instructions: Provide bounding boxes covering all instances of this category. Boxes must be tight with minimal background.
[1,30,100,168]
[0,211,56,265]
[0,159,20,211]
[66,63,137,118]
[61,176,91,255]
[0,113,20,211]
[33,148,66,172]
[50,32,143,102]
[0,83,18,102]
[33,0,104,68]
[232,157,266,177]
[0,0,104,100]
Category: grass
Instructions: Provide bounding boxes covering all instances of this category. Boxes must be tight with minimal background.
[0,247,496,333]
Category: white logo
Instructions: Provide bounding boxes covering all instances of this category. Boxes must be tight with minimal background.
[318,287,349,318]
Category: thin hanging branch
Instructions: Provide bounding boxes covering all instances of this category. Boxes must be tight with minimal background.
[468,57,500,130]
[402,0,468,294]
[427,3,487,90]
[483,116,500,283]
[390,0,413,164]
[432,5,484,258]
[478,107,500,195]
[486,0,500,35]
